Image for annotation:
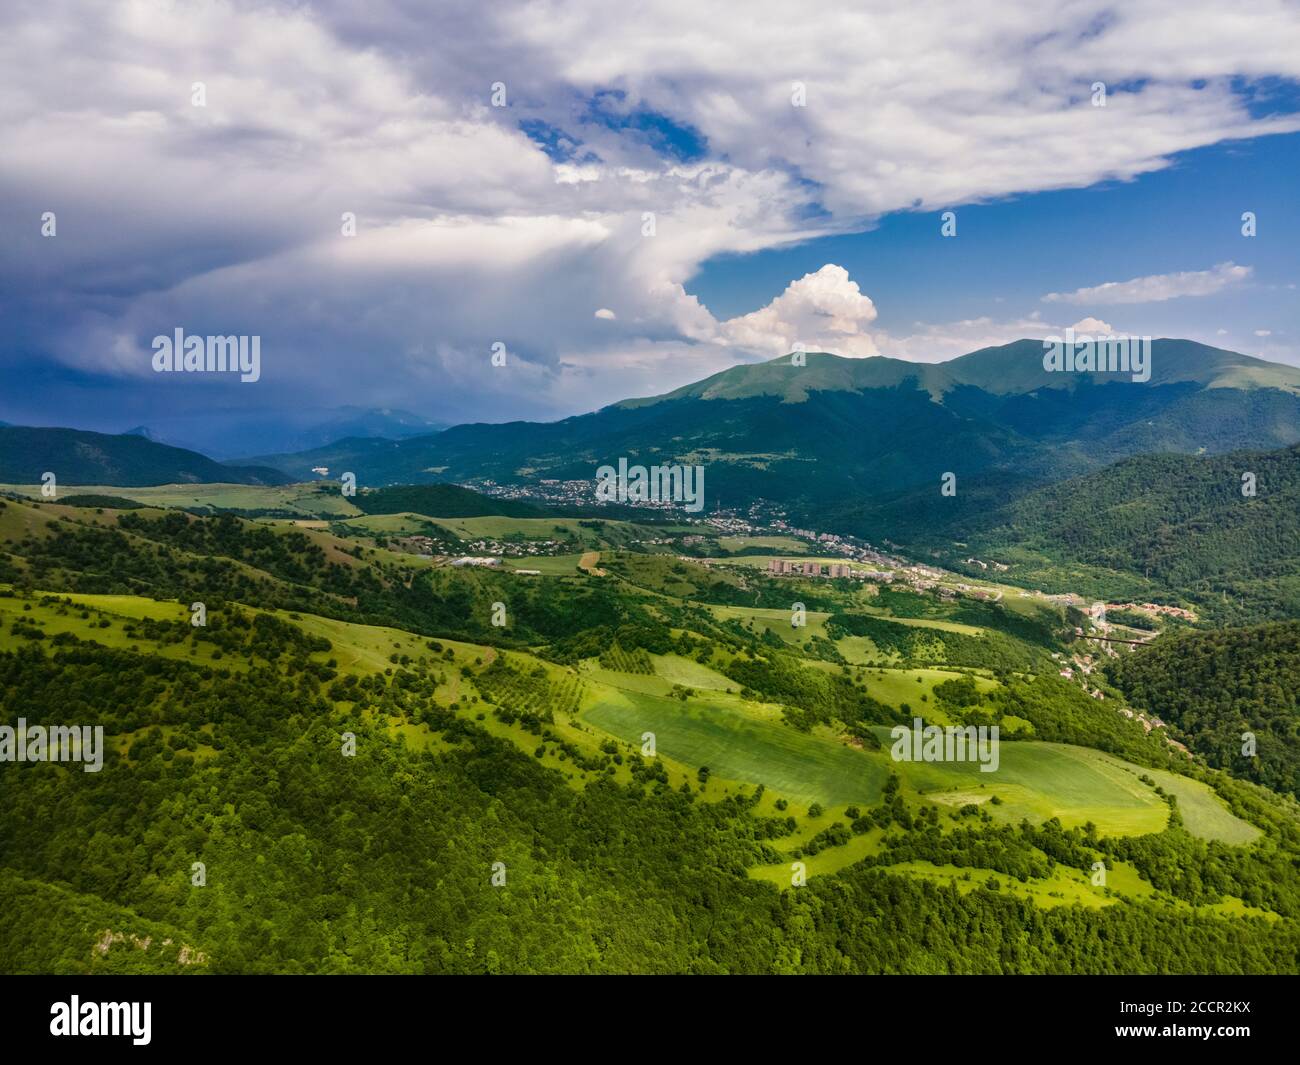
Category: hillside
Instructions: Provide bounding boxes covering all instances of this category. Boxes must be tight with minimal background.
[0,427,291,487]
[0,587,1285,974]
[939,443,1300,623]
[4,489,1300,973]
[1109,622,1300,798]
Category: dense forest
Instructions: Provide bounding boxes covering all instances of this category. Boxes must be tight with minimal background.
[1110,621,1300,796]
[952,443,1300,624]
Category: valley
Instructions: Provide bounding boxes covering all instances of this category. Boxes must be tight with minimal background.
[3,470,1296,974]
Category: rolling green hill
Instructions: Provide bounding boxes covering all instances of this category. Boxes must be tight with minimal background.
[4,578,1292,973]
[4,483,1300,975]
[0,426,291,487]
[351,483,548,518]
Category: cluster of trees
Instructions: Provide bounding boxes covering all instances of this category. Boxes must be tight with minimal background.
[865,818,1100,883]
[826,612,1045,672]
[987,676,1174,766]
[720,649,898,730]
[597,642,655,674]
[475,655,581,719]
[351,484,546,519]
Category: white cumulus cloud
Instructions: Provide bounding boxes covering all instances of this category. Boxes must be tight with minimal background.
[717,265,880,358]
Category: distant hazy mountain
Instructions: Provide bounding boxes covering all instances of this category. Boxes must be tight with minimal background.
[119,407,447,460]
[258,340,1300,513]
[0,427,292,487]
[216,407,446,458]
[268,407,446,455]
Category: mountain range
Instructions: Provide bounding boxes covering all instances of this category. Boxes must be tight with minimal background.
[49,407,450,461]
[4,339,1299,532]
[250,338,1300,515]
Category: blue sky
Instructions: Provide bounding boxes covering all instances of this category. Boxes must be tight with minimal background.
[1,1,1299,456]
[689,133,1300,364]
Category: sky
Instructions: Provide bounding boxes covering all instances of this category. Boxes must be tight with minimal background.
[2,0,1299,456]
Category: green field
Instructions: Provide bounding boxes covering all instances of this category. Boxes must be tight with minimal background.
[707,603,833,643]
[749,832,886,885]
[425,514,678,548]
[1,588,487,681]
[581,682,887,807]
[864,665,998,706]
[1115,760,1261,845]
[502,554,588,575]
[857,609,987,636]
[883,735,1170,836]
[433,515,571,540]
[0,592,241,670]
[705,603,986,660]
[31,592,187,622]
[649,652,735,690]
[713,553,866,572]
[338,512,442,535]
[575,665,1210,839]
[575,667,1196,838]
[882,735,1255,843]
[751,853,1130,906]
[715,536,809,554]
[0,482,360,517]
[803,660,999,710]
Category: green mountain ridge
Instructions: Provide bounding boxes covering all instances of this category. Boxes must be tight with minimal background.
[253,341,1300,506]
[618,339,1300,407]
[1110,621,1300,797]
[0,427,292,487]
